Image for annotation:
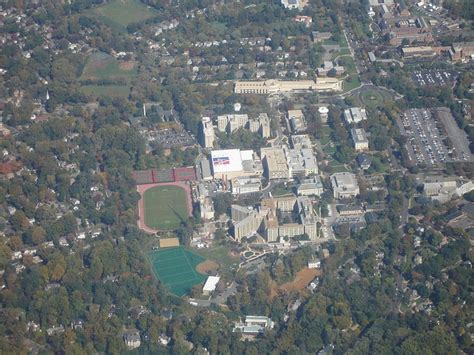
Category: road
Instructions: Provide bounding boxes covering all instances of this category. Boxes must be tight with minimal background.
[399,195,410,229]
[189,281,237,307]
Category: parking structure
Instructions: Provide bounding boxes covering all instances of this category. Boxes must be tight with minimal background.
[411,70,458,88]
[397,108,452,166]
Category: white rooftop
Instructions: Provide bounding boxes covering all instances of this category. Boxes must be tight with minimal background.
[211,149,243,174]
[202,276,220,292]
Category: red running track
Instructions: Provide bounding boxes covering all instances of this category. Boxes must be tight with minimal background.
[136,181,193,234]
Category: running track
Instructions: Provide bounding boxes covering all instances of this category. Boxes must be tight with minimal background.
[136,182,193,234]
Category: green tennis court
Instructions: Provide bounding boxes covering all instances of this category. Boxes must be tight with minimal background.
[148,247,207,296]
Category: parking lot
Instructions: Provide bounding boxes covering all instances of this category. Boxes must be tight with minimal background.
[145,128,195,149]
[436,108,473,163]
[411,70,458,87]
[397,109,452,166]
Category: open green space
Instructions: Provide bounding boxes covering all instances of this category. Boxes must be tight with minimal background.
[320,126,332,145]
[323,35,348,47]
[144,185,189,230]
[85,0,157,30]
[343,75,362,92]
[148,247,207,296]
[192,245,240,279]
[80,84,130,98]
[272,185,294,196]
[339,56,357,75]
[330,163,349,173]
[359,89,385,108]
[331,48,351,60]
[323,145,336,155]
[348,87,394,109]
[244,251,254,258]
[80,52,137,81]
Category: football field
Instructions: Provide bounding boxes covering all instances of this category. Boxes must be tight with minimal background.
[143,185,189,230]
[148,247,207,296]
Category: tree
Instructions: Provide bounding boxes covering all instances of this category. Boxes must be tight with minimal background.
[213,194,233,217]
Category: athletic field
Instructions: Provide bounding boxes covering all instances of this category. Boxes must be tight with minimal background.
[148,247,207,296]
[143,185,188,230]
[86,0,157,31]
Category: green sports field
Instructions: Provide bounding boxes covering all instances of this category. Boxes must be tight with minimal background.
[144,185,189,230]
[148,247,207,296]
[80,52,137,81]
[86,0,157,31]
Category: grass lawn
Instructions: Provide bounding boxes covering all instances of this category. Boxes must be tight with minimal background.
[191,245,240,278]
[343,75,362,92]
[272,184,294,196]
[340,56,357,75]
[87,0,157,30]
[367,155,390,174]
[323,146,336,155]
[330,164,349,173]
[148,247,207,296]
[80,84,130,98]
[359,89,384,108]
[323,35,348,47]
[144,185,189,230]
[80,52,137,81]
[320,135,331,146]
[320,126,332,146]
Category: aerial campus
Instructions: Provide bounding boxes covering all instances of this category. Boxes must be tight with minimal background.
[1,0,474,353]
[130,0,474,342]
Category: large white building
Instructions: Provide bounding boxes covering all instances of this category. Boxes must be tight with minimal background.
[217,114,249,133]
[288,109,306,133]
[249,113,271,138]
[351,128,369,152]
[202,276,220,295]
[343,107,368,124]
[232,194,320,242]
[218,113,271,138]
[233,316,274,336]
[285,147,318,177]
[234,78,343,95]
[290,134,312,149]
[330,172,360,199]
[231,205,263,241]
[423,177,474,203]
[231,177,262,195]
[297,176,324,196]
[211,149,263,180]
[199,117,215,148]
[261,147,290,180]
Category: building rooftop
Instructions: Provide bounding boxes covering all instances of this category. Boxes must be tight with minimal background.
[331,172,359,190]
[211,149,243,174]
[351,128,368,144]
[344,107,367,124]
[290,134,312,149]
[202,276,220,292]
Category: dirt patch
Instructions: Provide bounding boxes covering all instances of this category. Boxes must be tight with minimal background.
[269,280,279,301]
[280,268,321,292]
[228,249,240,257]
[159,237,180,248]
[119,61,136,71]
[196,260,219,274]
